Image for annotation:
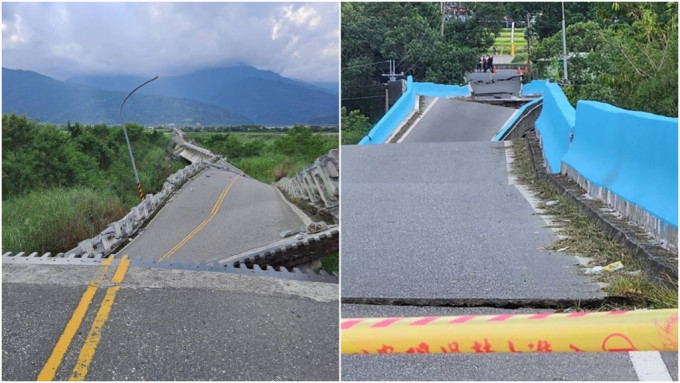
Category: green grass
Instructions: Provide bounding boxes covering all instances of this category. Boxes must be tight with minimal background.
[234,154,310,184]
[230,132,288,142]
[2,187,126,253]
[493,29,528,56]
[2,115,186,254]
[494,37,526,44]
[321,252,339,274]
[500,28,526,34]
[510,139,677,310]
[187,129,338,184]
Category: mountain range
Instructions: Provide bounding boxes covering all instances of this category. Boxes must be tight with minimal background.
[2,66,339,126]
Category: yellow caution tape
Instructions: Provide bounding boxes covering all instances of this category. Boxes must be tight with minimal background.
[341,309,677,354]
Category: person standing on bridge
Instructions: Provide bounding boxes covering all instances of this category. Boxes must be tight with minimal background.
[483,55,490,72]
[488,55,494,73]
[478,56,483,72]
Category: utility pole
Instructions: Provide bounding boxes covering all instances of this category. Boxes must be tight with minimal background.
[440,2,446,36]
[526,12,532,81]
[561,1,569,84]
[382,59,405,112]
[381,59,404,82]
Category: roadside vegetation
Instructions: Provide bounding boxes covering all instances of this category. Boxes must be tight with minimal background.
[3,114,338,255]
[342,2,503,126]
[186,125,338,184]
[340,107,372,145]
[2,113,185,253]
[342,2,678,146]
[511,138,677,310]
[531,3,678,117]
[320,252,339,274]
[187,126,339,274]
[491,27,527,56]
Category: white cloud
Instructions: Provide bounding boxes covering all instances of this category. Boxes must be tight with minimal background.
[1,2,339,83]
[2,13,29,49]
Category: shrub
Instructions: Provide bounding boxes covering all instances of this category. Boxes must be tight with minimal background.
[2,187,126,253]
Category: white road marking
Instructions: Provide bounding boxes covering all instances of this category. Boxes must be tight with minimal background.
[629,351,673,381]
[504,142,566,239]
[505,143,674,380]
[396,97,439,143]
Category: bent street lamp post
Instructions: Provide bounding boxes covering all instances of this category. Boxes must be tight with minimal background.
[119,75,158,201]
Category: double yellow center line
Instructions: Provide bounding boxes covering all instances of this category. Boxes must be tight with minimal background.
[38,255,130,381]
[38,175,240,380]
[158,174,239,261]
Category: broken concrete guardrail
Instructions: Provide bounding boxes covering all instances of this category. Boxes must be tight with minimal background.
[172,128,218,163]
[276,148,339,223]
[65,160,210,258]
[61,128,226,259]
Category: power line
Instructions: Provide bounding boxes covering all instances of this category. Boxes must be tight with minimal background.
[396,2,441,69]
[342,60,390,71]
[342,84,386,89]
[341,95,385,101]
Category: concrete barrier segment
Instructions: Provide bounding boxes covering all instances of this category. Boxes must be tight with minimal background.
[275,148,339,222]
[56,144,214,259]
[561,100,678,248]
[342,309,678,355]
[493,97,543,141]
[359,77,471,145]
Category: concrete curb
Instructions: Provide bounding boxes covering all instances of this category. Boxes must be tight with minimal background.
[524,131,678,284]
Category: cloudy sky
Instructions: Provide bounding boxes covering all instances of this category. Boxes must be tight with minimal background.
[2,2,339,83]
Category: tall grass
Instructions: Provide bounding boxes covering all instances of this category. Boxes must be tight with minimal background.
[234,153,314,184]
[2,187,126,253]
[189,127,338,184]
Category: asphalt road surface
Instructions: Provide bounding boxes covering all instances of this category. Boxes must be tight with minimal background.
[3,262,338,381]
[341,142,602,301]
[340,96,677,380]
[401,99,516,142]
[120,166,305,263]
[3,165,337,381]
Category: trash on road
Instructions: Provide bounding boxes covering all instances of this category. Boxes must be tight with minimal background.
[585,261,624,274]
[308,221,328,234]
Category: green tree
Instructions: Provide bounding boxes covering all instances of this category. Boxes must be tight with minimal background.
[341,107,372,145]
[342,2,497,122]
[531,2,678,117]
